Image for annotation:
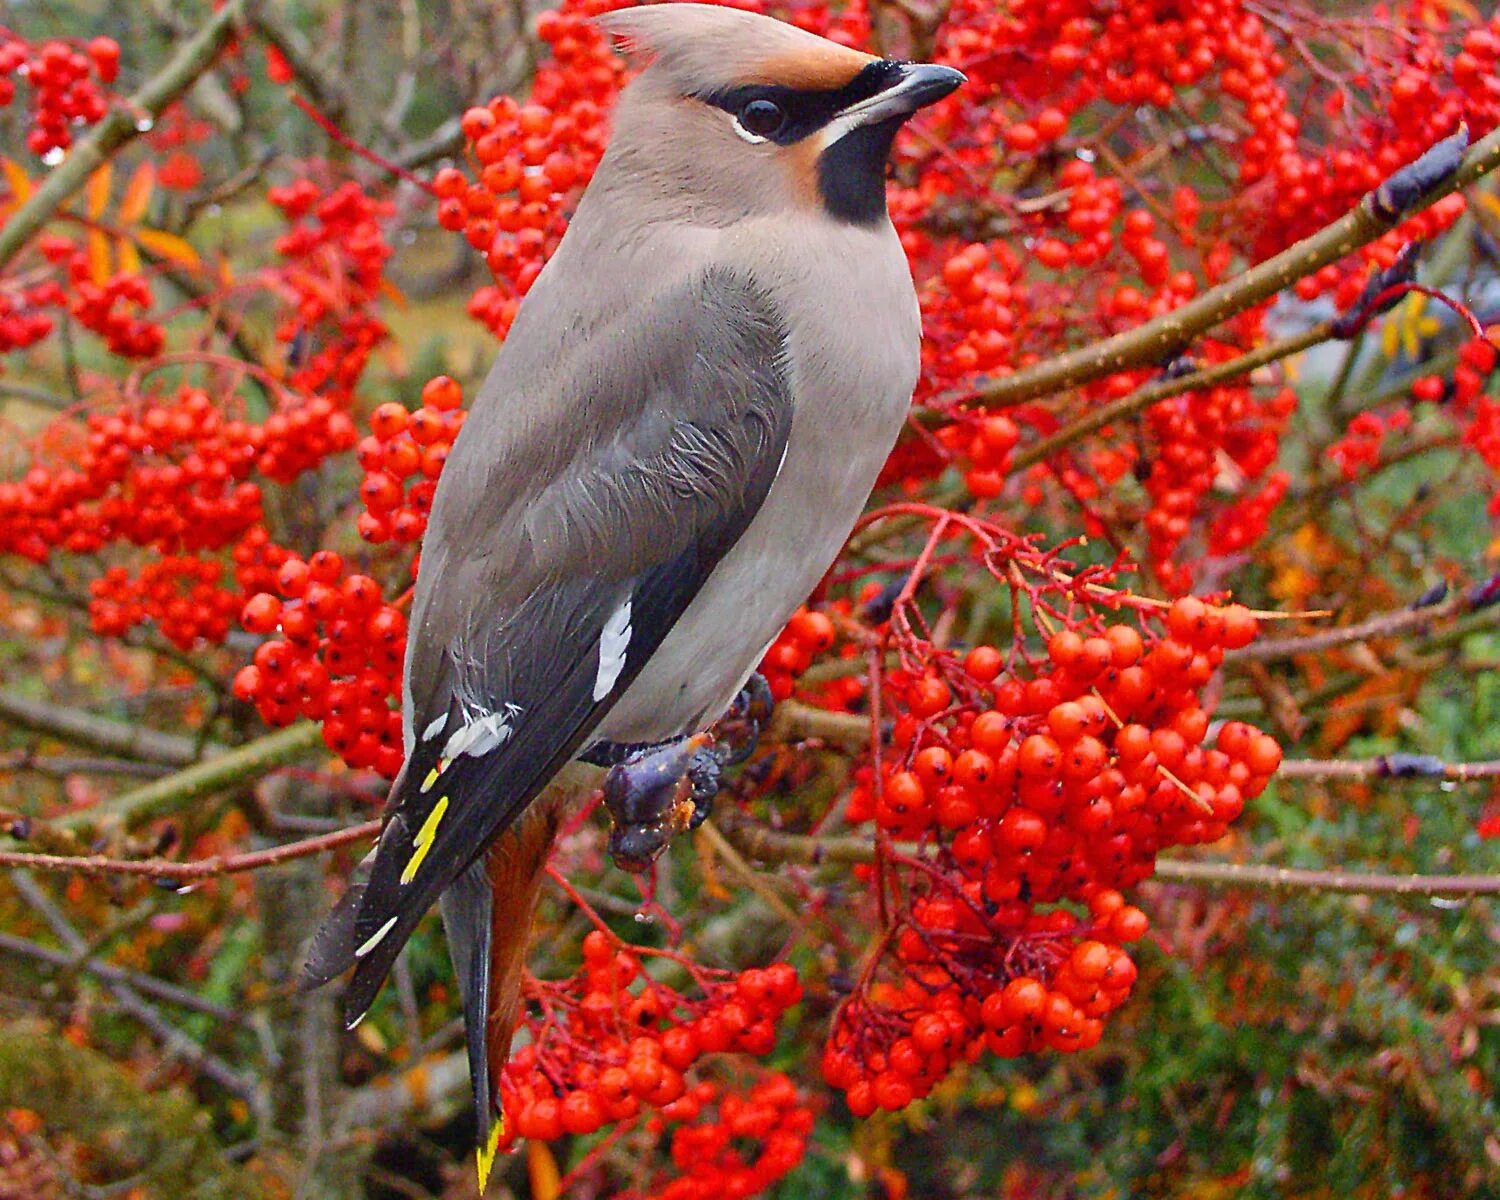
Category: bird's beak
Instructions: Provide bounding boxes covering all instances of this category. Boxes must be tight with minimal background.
[841,61,965,127]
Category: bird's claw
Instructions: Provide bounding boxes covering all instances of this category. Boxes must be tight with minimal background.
[710,672,775,767]
[602,734,716,872]
[599,675,776,873]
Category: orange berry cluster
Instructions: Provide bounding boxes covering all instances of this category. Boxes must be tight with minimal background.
[0,30,117,158]
[498,931,801,1148]
[821,574,1280,1111]
[354,375,466,545]
[433,8,620,338]
[234,549,406,778]
[757,607,836,702]
[632,1073,813,1200]
[265,180,393,399]
[89,557,240,650]
[0,278,62,353]
[0,387,261,563]
[27,235,164,358]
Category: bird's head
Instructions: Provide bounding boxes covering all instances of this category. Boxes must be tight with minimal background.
[594,3,964,226]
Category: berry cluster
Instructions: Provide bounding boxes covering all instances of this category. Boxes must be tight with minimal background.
[631,1073,813,1200]
[498,931,801,1147]
[25,231,167,358]
[0,387,262,563]
[0,30,118,159]
[1327,409,1412,481]
[234,550,406,779]
[265,179,393,397]
[433,27,618,338]
[805,528,1281,1111]
[89,556,239,649]
[1141,370,1296,592]
[0,279,62,353]
[354,375,465,545]
[757,607,836,702]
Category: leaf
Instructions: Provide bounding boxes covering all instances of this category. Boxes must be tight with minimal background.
[117,237,141,276]
[86,163,112,220]
[1,158,31,204]
[119,162,155,226]
[88,228,112,284]
[526,1141,561,1200]
[135,228,201,268]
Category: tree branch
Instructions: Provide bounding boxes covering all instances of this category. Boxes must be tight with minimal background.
[46,721,326,837]
[0,817,379,880]
[0,930,240,1022]
[0,0,252,270]
[1011,320,1331,470]
[975,124,1500,409]
[0,689,219,766]
[1225,576,1498,663]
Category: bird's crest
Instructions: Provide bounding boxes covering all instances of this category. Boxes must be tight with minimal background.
[597,2,875,92]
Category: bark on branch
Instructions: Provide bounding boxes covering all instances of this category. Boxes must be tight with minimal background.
[975,124,1500,410]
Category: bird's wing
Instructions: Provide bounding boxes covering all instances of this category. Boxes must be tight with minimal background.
[334,267,792,1023]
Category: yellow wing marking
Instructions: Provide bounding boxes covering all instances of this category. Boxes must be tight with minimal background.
[399,795,449,884]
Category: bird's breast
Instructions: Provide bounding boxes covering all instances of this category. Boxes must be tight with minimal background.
[597,221,919,743]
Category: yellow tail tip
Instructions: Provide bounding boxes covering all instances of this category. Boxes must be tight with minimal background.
[475,1116,504,1192]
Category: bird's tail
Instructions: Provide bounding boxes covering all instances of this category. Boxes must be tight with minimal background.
[442,800,562,1193]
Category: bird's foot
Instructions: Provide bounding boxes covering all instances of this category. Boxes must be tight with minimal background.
[596,674,775,873]
[711,672,775,767]
[601,734,721,872]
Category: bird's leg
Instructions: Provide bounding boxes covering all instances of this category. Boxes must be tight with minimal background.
[595,674,776,873]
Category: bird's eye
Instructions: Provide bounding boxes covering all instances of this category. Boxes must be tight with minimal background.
[736,98,786,140]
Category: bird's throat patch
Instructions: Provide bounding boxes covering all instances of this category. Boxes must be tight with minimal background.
[817,117,901,225]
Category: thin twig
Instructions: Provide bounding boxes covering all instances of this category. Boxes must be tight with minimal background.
[1226,580,1496,663]
[0,818,379,880]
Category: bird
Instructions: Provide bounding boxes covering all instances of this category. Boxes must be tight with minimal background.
[301,3,962,1188]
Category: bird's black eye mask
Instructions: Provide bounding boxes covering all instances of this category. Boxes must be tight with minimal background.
[695,59,905,146]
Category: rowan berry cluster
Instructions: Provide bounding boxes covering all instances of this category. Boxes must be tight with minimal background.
[630,1073,813,1200]
[234,550,406,779]
[354,375,465,545]
[806,527,1281,1111]
[432,9,620,338]
[0,387,261,563]
[90,557,240,649]
[1141,372,1296,592]
[0,29,118,159]
[757,607,836,702]
[496,930,802,1150]
[1328,410,1412,481]
[265,179,393,398]
[0,279,62,353]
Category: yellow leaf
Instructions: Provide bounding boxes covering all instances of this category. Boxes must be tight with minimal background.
[1,158,31,204]
[135,228,201,268]
[526,1141,561,1200]
[119,162,155,226]
[88,228,112,283]
[117,237,141,276]
[86,163,112,220]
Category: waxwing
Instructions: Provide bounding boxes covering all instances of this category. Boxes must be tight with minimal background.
[303,4,961,1186]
